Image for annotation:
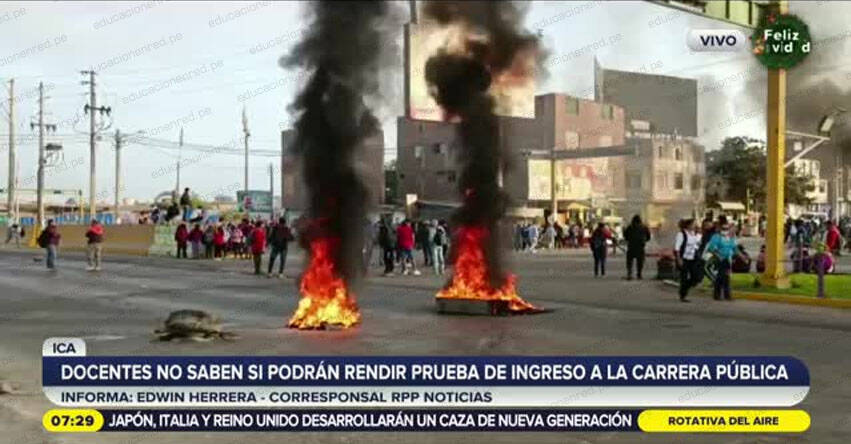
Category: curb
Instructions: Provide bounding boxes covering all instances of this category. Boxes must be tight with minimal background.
[732,291,851,309]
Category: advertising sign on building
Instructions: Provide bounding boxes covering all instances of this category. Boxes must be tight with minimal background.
[237,190,273,214]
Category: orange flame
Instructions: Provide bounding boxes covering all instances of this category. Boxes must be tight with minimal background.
[288,237,360,329]
[436,225,537,312]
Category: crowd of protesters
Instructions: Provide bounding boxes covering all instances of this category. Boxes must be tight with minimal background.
[372,218,450,277]
[173,216,294,277]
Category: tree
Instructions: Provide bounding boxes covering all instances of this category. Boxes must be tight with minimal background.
[705,137,814,212]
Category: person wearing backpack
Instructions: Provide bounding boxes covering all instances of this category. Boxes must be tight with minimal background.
[38,220,61,270]
[674,218,702,303]
[590,223,610,277]
[268,217,294,277]
[431,220,447,275]
[202,224,215,259]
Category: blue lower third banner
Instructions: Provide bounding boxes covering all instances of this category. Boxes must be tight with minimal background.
[99,409,641,432]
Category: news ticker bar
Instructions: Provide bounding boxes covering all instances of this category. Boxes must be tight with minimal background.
[43,409,811,433]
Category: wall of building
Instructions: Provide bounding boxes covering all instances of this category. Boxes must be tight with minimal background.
[617,134,705,227]
[596,67,697,137]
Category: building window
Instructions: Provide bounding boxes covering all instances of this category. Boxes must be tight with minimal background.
[657,146,664,159]
[414,145,424,168]
[691,175,702,191]
[565,97,579,115]
[601,104,614,120]
[626,172,641,189]
[656,173,666,190]
[447,171,457,183]
[674,173,684,190]
[564,131,579,150]
[674,147,683,161]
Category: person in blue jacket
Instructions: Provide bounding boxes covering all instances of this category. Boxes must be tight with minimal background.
[706,222,739,301]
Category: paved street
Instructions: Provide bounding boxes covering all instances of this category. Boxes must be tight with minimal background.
[1,248,850,443]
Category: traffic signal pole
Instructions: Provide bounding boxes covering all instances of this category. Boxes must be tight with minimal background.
[761,0,790,289]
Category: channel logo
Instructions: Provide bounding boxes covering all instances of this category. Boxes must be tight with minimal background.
[687,29,748,52]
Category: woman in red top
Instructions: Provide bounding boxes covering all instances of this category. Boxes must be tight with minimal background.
[251,220,267,275]
[174,223,189,259]
[213,225,226,259]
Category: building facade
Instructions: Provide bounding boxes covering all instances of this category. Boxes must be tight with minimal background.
[616,122,706,228]
[396,93,626,221]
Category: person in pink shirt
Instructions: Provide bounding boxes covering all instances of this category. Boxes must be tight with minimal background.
[396,219,420,275]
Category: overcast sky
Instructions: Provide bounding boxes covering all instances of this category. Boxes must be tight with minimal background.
[1,1,848,202]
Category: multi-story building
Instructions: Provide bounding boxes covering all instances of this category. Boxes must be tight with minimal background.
[280,128,385,212]
[595,60,698,137]
[616,120,706,227]
[396,93,626,221]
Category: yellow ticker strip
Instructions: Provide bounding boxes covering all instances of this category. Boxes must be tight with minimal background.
[639,410,810,433]
[42,409,104,433]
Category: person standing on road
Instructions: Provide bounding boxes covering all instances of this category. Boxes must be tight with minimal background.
[268,217,293,277]
[397,219,420,275]
[37,220,61,270]
[825,220,842,256]
[251,220,267,275]
[174,223,189,258]
[674,218,702,303]
[527,222,539,253]
[431,220,447,275]
[188,223,204,259]
[202,224,215,259]
[590,223,610,277]
[378,219,395,276]
[5,223,23,248]
[623,215,651,280]
[213,224,226,260]
[85,219,104,271]
[706,223,738,301]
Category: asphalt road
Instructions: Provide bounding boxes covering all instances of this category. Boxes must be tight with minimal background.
[1,247,850,444]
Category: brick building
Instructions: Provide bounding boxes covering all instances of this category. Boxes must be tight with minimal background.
[396,93,626,221]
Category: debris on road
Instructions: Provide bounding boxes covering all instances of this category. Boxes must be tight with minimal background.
[155,310,236,342]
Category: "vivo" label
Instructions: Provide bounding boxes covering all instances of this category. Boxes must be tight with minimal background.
[687,29,748,52]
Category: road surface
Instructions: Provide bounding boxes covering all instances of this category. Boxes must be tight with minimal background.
[1,248,849,443]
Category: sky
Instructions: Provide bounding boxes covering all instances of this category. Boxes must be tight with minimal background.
[1,0,849,204]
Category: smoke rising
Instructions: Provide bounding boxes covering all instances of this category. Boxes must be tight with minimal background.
[422,1,543,287]
[281,1,390,283]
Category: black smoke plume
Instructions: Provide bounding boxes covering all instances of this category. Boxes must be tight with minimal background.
[422,1,541,287]
[281,1,388,284]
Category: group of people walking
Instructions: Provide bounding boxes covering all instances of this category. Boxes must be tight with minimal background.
[675,216,740,303]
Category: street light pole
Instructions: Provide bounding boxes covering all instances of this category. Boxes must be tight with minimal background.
[6,79,15,224]
[761,0,790,289]
[36,82,45,231]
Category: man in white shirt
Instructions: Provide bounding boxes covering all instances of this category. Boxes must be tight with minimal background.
[674,218,702,303]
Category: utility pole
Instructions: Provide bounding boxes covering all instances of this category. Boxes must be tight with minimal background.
[31,82,57,232]
[176,127,183,195]
[114,130,122,224]
[6,79,14,223]
[242,107,250,193]
[81,70,111,222]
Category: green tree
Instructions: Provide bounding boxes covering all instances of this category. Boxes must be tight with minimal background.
[706,137,814,212]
